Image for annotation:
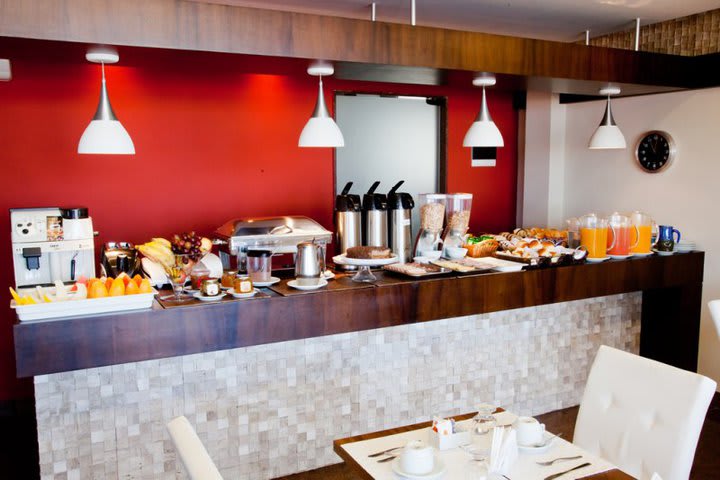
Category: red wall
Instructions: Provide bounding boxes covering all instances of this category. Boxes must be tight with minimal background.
[0,38,517,400]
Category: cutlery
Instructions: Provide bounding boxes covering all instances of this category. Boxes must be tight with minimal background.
[368,446,402,458]
[536,455,582,466]
[377,455,397,463]
[543,462,591,480]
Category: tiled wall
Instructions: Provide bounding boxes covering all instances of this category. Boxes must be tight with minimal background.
[587,8,720,55]
[35,293,641,479]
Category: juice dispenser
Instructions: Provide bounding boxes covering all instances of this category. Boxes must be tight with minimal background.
[414,193,446,256]
[442,193,473,252]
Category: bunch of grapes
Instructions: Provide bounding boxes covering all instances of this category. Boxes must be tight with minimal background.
[171,231,203,261]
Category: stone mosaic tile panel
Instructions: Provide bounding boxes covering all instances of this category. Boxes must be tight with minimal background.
[35,293,641,479]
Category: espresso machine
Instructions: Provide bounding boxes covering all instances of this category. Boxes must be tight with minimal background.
[362,181,388,247]
[11,207,96,288]
[334,182,361,270]
[387,181,414,263]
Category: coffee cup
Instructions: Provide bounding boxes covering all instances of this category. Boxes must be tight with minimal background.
[515,416,545,446]
[399,440,434,475]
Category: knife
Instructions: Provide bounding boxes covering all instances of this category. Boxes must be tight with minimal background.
[543,462,591,480]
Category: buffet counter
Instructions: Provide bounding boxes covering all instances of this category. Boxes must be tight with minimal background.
[14,252,704,378]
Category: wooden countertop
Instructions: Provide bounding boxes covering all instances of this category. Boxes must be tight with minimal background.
[13,252,704,378]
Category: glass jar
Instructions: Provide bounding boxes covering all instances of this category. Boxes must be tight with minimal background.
[442,193,473,251]
[247,249,272,283]
[415,193,447,256]
[233,275,253,294]
[221,270,237,289]
[189,262,211,290]
[201,278,220,297]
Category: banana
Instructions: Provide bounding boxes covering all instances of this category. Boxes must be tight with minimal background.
[137,244,174,269]
[151,237,171,249]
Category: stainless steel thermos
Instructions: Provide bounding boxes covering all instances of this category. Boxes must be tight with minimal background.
[362,181,388,247]
[335,182,362,270]
[387,181,414,263]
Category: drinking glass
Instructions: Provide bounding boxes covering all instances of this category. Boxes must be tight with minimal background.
[472,403,497,435]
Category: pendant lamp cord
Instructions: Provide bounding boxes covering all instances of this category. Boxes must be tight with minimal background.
[101,62,106,84]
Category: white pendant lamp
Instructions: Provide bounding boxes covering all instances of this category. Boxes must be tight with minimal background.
[78,47,135,155]
[463,73,504,148]
[299,62,344,148]
[588,86,626,150]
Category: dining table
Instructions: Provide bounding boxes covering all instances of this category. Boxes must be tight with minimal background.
[333,412,635,480]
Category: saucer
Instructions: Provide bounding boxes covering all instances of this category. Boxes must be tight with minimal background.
[586,256,610,263]
[253,276,281,287]
[287,278,328,291]
[228,288,257,299]
[518,431,557,454]
[323,270,336,280]
[608,254,632,259]
[631,252,654,257]
[391,455,446,480]
[192,292,226,302]
[652,249,674,256]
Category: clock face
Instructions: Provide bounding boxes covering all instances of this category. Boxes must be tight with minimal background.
[635,131,675,173]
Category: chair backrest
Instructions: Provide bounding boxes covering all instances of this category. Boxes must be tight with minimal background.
[708,300,720,339]
[574,345,716,480]
[167,416,224,480]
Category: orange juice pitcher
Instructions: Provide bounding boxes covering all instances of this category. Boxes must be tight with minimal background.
[579,213,610,259]
[607,213,639,257]
[629,211,655,255]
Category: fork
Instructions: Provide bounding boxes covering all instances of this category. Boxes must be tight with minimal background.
[536,455,582,466]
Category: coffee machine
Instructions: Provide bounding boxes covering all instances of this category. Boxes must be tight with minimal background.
[11,207,96,288]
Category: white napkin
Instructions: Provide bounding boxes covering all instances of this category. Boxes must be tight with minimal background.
[488,426,519,475]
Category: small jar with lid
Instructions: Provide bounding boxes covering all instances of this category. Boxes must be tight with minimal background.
[201,278,221,297]
[221,270,238,289]
[189,262,211,290]
[233,275,253,294]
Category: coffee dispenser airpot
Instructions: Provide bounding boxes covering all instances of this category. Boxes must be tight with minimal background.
[387,181,414,263]
[10,207,96,288]
[334,182,362,270]
[362,181,388,247]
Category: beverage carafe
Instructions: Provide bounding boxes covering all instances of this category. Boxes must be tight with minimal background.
[607,212,639,257]
[629,211,655,255]
[579,213,610,259]
[362,181,388,247]
[294,241,322,286]
[334,181,361,270]
[387,180,414,264]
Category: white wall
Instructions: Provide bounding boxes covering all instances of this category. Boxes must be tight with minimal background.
[559,86,720,386]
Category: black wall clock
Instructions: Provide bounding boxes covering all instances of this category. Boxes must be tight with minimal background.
[635,130,676,173]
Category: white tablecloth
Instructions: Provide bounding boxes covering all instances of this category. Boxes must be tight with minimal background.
[340,416,618,480]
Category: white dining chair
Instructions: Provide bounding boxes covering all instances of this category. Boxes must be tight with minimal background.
[573,345,716,480]
[708,300,720,339]
[167,416,224,480]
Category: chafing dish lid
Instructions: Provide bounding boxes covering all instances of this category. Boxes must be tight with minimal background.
[215,216,330,238]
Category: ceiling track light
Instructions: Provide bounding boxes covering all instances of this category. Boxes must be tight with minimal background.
[463,73,504,148]
[588,86,626,150]
[78,46,135,155]
[298,61,345,148]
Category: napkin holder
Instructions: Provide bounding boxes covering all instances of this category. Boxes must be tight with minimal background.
[428,425,471,450]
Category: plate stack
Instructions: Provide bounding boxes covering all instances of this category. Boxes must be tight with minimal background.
[675,240,696,253]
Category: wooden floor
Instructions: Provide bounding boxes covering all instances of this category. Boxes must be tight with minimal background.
[1,397,718,479]
[276,400,720,480]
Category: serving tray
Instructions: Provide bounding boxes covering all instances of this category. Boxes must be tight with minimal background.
[12,289,158,321]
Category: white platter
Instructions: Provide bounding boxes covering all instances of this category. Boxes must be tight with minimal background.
[228,288,258,299]
[12,289,158,322]
[333,254,398,267]
[192,292,226,302]
[288,279,328,291]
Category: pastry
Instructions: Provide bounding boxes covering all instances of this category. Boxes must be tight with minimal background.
[346,246,392,259]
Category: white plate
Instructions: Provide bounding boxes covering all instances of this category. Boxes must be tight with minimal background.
[518,431,558,454]
[287,278,328,291]
[391,455,446,480]
[608,254,632,259]
[253,276,281,287]
[586,256,610,263]
[333,254,399,267]
[323,270,336,280]
[631,252,654,257]
[228,288,258,299]
[192,292,226,302]
[652,249,674,256]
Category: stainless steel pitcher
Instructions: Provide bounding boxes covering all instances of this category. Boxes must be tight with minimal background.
[295,241,322,286]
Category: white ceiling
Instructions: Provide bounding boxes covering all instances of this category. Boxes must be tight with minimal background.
[199,0,719,42]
